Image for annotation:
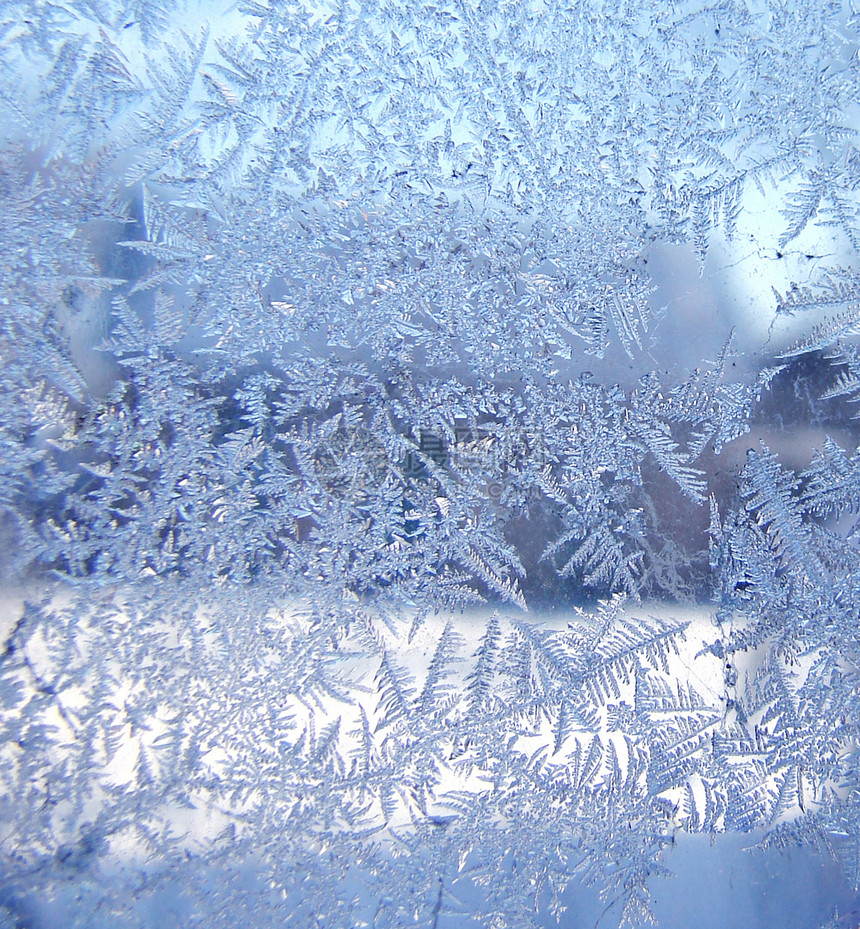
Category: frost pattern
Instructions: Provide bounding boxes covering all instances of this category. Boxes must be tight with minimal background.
[1,0,860,927]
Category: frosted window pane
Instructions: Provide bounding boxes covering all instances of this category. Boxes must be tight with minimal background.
[1,1,859,927]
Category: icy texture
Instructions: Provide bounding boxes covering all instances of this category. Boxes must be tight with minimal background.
[1,0,860,926]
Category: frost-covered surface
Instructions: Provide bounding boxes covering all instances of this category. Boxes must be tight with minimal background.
[2,0,860,926]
